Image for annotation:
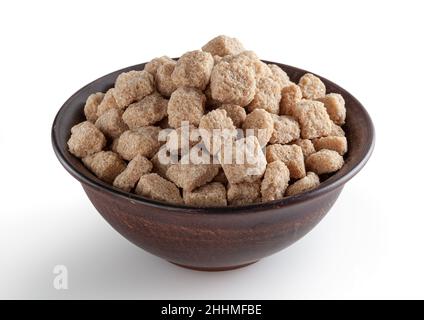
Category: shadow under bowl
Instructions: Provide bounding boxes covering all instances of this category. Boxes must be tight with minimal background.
[52,61,375,271]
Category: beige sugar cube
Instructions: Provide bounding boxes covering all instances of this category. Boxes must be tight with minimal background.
[247,76,282,114]
[218,104,246,128]
[171,50,214,90]
[115,126,162,160]
[156,61,178,97]
[151,147,175,178]
[296,100,332,139]
[261,160,290,202]
[144,56,174,75]
[313,136,348,155]
[306,149,344,174]
[210,58,256,107]
[82,151,126,183]
[316,93,346,125]
[122,93,168,129]
[84,92,104,122]
[227,181,261,206]
[291,139,316,158]
[113,154,153,192]
[220,136,267,184]
[167,87,206,128]
[266,144,306,179]
[298,73,326,100]
[113,70,155,108]
[232,51,272,80]
[202,35,245,57]
[269,114,300,144]
[135,173,183,205]
[199,109,237,153]
[97,88,120,117]
[95,108,128,139]
[165,124,200,154]
[183,182,227,207]
[268,64,291,89]
[286,172,320,196]
[68,121,106,158]
[330,122,346,137]
[166,163,219,192]
[242,109,274,147]
[280,84,302,116]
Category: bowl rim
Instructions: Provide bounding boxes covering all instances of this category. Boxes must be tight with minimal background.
[52,60,375,214]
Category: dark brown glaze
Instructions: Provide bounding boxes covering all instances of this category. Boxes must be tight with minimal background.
[52,61,375,271]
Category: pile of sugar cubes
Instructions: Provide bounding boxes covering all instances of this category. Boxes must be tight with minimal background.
[67,35,347,207]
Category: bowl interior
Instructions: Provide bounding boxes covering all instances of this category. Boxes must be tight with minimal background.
[52,61,375,212]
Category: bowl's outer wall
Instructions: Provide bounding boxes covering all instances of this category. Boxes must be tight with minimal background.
[83,183,343,268]
[53,61,374,269]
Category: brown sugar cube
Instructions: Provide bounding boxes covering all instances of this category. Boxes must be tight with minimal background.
[113,70,155,108]
[330,122,346,137]
[296,100,332,139]
[298,73,326,100]
[261,160,290,202]
[113,155,153,192]
[212,168,228,184]
[95,108,128,139]
[242,109,274,147]
[135,173,183,205]
[291,139,316,158]
[247,76,282,114]
[166,163,219,192]
[151,147,174,178]
[202,35,245,57]
[199,109,237,153]
[144,56,174,75]
[280,84,302,116]
[171,50,214,90]
[82,151,126,183]
[220,136,267,184]
[183,182,227,207]
[218,104,246,128]
[316,93,346,125]
[167,87,206,128]
[84,92,104,122]
[227,181,261,206]
[266,144,306,179]
[68,121,106,158]
[232,51,273,81]
[97,88,120,117]
[156,61,178,97]
[115,126,162,160]
[122,93,168,129]
[286,172,320,196]
[210,58,256,107]
[269,114,300,144]
[313,136,348,156]
[306,149,344,174]
[268,64,291,89]
[166,124,200,154]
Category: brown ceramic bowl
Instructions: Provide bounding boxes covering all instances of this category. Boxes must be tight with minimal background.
[52,60,374,271]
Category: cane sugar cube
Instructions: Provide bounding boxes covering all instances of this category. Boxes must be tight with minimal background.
[95,108,128,139]
[286,172,320,196]
[113,154,153,192]
[227,181,261,205]
[261,160,290,202]
[113,70,155,108]
[242,109,274,147]
[68,121,106,158]
[306,149,344,174]
[296,100,332,139]
[313,136,348,155]
[183,182,227,207]
[202,35,245,57]
[82,151,126,183]
[298,73,326,100]
[167,87,206,128]
[266,144,306,179]
[84,92,104,122]
[115,126,162,160]
[269,114,300,144]
[135,173,183,205]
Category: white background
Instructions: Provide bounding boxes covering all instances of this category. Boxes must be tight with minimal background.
[1,0,423,299]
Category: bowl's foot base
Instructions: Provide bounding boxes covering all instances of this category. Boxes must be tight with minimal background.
[169,260,259,272]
